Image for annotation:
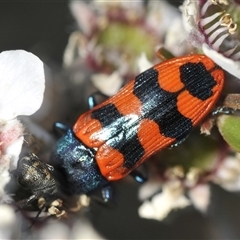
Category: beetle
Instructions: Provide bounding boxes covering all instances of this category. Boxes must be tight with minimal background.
[14,153,65,226]
[16,153,58,207]
[50,54,224,200]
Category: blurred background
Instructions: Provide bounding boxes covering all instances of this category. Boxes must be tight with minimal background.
[1,1,240,239]
[0,2,70,65]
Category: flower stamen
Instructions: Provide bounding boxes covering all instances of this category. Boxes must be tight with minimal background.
[211,0,229,5]
[199,3,239,52]
[200,11,224,27]
[231,50,240,60]
[219,13,237,34]
[212,32,229,49]
[201,1,214,15]
[205,20,222,35]
[220,13,233,26]
[208,26,228,43]
[228,22,237,34]
[182,0,240,78]
[223,46,237,56]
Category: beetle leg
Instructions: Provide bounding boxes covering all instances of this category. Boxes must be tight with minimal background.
[101,185,112,202]
[211,106,235,116]
[53,122,69,135]
[45,163,55,172]
[29,203,46,229]
[88,95,97,109]
[130,170,147,183]
[88,92,109,109]
[169,134,190,148]
[15,193,40,214]
[22,200,48,231]
[22,194,37,208]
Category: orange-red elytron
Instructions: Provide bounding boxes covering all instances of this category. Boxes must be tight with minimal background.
[51,54,224,196]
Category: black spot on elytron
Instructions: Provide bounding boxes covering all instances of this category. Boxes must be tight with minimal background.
[155,105,192,140]
[91,104,122,128]
[109,129,145,169]
[179,62,217,101]
[91,104,145,169]
[133,68,193,140]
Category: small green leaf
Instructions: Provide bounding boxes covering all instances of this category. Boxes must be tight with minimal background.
[217,115,240,152]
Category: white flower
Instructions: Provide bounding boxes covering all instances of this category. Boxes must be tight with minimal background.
[213,154,240,191]
[137,53,153,73]
[0,50,45,120]
[138,164,213,220]
[188,184,210,213]
[0,205,21,239]
[36,218,106,239]
[202,43,240,79]
[91,71,123,96]
[138,180,191,221]
[138,180,211,220]
[181,0,240,78]
[0,50,45,203]
[64,0,186,82]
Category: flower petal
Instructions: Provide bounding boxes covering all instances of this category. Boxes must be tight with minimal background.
[202,43,240,78]
[147,0,180,38]
[180,0,199,33]
[91,72,123,96]
[70,1,97,36]
[0,167,11,203]
[137,53,153,73]
[6,136,24,170]
[138,180,162,201]
[213,155,240,191]
[0,205,19,239]
[0,50,45,120]
[189,184,210,213]
[138,180,191,220]
[180,0,205,47]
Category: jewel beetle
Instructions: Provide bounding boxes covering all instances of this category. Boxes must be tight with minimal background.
[50,54,224,199]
